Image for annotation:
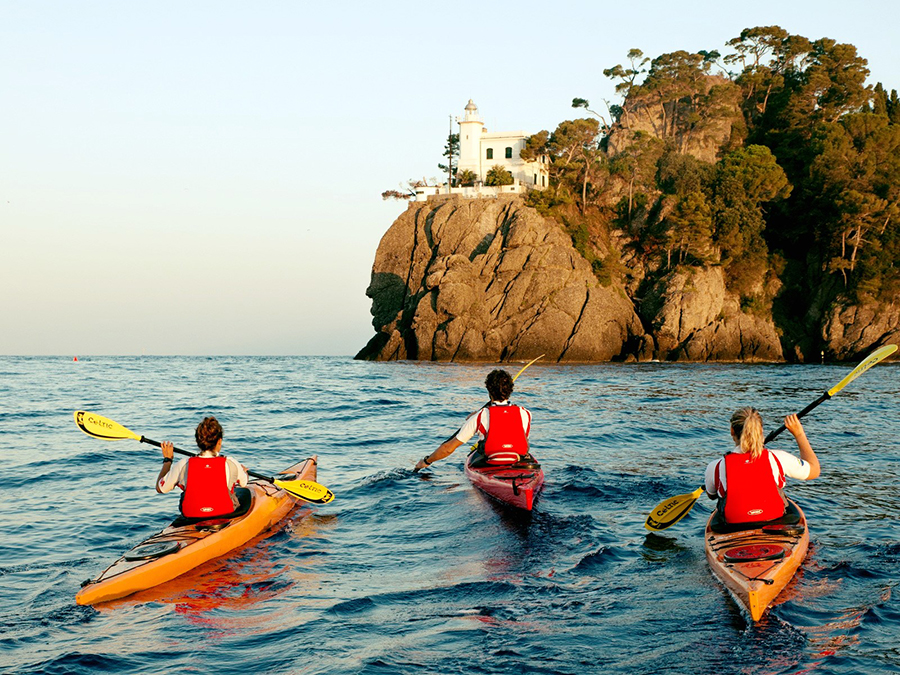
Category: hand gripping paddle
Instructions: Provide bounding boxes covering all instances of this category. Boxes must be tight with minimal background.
[74,411,334,505]
[644,344,896,531]
[414,354,546,474]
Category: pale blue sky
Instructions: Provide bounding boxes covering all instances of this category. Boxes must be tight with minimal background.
[2,1,897,355]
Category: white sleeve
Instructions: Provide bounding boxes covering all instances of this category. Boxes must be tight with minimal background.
[158,458,187,493]
[704,459,722,497]
[520,407,531,436]
[455,409,483,444]
[226,456,249,487]
[770,449,812,481]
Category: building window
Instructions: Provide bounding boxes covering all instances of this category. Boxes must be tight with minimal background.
[486,148,493,159]
[542,175,546,187]
[505,147,512,159]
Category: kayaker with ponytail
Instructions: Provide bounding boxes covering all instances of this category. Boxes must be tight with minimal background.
[156,416,251,519]
[704,408,820,527]
[415,369,533,471]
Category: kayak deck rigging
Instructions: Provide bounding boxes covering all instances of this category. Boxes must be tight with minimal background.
[704,500,809,622]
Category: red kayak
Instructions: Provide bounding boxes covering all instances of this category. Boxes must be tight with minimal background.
[464,449,544,511]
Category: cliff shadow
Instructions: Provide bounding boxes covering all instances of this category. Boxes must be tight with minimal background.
[357,271,426,361]
[365,272,409,330]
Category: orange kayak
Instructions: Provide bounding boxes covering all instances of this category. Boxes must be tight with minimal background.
[704,499,809,622]
[76,456,318,606]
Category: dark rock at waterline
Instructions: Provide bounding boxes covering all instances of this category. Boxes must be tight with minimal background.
[643,267,783,362]
[821,298,900,361]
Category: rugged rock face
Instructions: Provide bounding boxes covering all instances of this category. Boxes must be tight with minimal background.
[606,75,742,164]
[356,196,646,362]
[643,267,783,361]
[821,299,900,360]
[358,197,790,363]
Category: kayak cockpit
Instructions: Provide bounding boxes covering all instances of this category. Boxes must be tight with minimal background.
[708,499,803,534]
[169,487,254,528]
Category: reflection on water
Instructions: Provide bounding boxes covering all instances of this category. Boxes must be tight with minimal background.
[641,532,689,563]
[1,357,899,674]
[95,506,325,629]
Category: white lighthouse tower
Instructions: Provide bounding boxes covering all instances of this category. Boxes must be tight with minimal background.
[415,100,549,201]
[456,99,485,180]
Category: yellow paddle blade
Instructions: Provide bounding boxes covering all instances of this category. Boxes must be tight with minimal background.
[645,487,704,532]
[513,354,545,382]
[74,411,142,442]
[273,478,335,505]
[827,344,897,397]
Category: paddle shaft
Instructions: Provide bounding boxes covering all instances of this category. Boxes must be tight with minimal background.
[764,392,829,444]
[766,345,896,443]
[416,356,545,473]
[477,354,546,410]
[140,436,276,483]
[513,354,544,382]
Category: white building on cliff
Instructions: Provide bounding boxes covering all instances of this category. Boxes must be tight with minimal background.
[415,100,549,201]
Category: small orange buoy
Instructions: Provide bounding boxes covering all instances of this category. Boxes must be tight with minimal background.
[73,357,78,362]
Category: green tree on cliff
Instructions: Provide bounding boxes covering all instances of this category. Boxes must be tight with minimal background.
[548,118,604,214]
[438,133,460,185]
[522,120,605,214]
[484,165,514,186]
[603,48,650,102]
[725,26,811,125]
[608,131,663,226]
[520,130,550,164]
[806,113,900,298]
[712,145,791,299]
[663,190,715,267]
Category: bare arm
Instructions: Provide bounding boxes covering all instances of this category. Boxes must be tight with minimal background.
[414,437,464,471]
[784,414,820,479]
[155,441,175,493]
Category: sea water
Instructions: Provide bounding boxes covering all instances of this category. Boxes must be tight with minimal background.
[1,356,898,674]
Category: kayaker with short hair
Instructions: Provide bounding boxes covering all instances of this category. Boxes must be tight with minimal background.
[415,369,533,471]
[156,416,250,518]
[704,408,820,526]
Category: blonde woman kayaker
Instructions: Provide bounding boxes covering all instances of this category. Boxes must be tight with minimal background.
[704,408,820,527]
[415,369,533,471]
[156,416,250,519]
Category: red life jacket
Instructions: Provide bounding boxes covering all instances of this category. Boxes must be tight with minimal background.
[719,450,785,523]
[180,456,237,518]
[478,405,529,464]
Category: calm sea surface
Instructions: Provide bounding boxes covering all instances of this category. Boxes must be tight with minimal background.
[1,356,899,674]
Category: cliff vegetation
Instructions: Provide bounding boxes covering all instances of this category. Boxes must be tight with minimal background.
[361,26,900,362]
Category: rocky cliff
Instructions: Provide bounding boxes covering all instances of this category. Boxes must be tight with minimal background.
[357,196,644,362]
[821,299,900,360]
[357,197,785,362]
[606,75,742,164]
[643,267,782,361]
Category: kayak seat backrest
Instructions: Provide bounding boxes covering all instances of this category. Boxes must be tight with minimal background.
[710,500,802,534]
[468,447,541,471]
[171,487,253,528]
[486,452,521,465]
